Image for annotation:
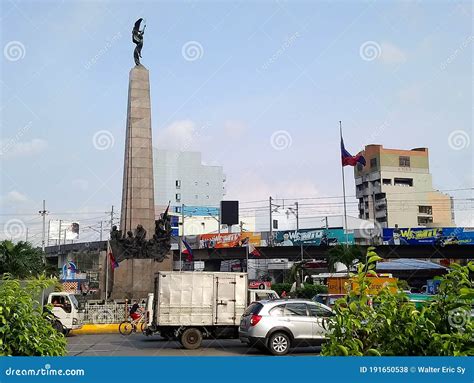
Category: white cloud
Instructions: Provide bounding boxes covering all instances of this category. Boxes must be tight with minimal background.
[224,120,247,139]
[155,120,209,151]
[4,190,29,204]
[380,42,407,64]
[0,138,48,158]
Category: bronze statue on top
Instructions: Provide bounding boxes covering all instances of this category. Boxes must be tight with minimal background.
[132,18,146,66]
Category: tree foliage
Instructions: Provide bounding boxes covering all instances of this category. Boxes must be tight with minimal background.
[327,245,364,275]
[322,249,473,356]
[0,274,67,356]
[0,240,45,278]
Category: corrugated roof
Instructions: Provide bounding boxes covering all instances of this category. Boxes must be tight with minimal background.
[376,258,447,271]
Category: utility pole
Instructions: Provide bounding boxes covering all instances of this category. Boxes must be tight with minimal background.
[269,196,273,246]
[58,220,62,251]
[25,227,29,242]
[99,221,103,241]
[38,200,48,254]
[179,204,185,271]
[109,205,114,233]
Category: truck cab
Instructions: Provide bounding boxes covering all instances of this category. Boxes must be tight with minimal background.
[47,292,82,334]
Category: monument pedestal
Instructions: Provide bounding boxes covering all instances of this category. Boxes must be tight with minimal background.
[111,256,173,300]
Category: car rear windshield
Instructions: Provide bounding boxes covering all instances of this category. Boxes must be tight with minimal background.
[243,302,263,316]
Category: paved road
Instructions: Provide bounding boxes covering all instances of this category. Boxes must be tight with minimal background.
[67,333,321,356]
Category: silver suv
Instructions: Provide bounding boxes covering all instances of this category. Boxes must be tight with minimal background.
[239,299,334,355]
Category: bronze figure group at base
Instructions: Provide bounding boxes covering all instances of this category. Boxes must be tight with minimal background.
[110,211,172,263]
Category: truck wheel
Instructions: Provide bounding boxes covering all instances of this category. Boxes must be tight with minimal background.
[52,320,63,334]
[180,328,202,350]
[268,332,290,356]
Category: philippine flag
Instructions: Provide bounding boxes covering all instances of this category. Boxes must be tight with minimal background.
[341,136,366,167]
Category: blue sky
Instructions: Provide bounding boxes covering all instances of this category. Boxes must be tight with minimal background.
[1,0,472,244]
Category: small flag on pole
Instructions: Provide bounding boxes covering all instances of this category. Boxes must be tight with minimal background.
[341,136,366,167]
[248,242,261,257]
[107,241,119,269]
[182,239,193,262]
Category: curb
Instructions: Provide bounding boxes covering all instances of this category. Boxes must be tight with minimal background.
[71,323,120,335]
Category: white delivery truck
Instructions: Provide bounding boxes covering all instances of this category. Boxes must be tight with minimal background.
[39,288,82,335]
[146,271,278,349]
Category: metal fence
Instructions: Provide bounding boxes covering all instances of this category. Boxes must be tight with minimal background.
[81,300,146,324]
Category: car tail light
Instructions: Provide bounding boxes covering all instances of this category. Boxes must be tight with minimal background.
[250,314,262,326]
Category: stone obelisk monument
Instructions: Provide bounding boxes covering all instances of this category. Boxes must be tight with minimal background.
[119,65,155,236]
[110,18,172,299]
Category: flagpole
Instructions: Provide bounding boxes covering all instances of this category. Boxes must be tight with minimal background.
[340,121,349,246]
[105,241,109,301]
[246,242,249,273]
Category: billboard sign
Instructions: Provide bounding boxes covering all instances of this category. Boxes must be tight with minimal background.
[49,220,79,240]
[382,227,474,246]
[273,228,354,246]
[199,233,261,249]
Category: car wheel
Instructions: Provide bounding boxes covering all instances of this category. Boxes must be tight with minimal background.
[268,332,290,355]
[180,328,203,350]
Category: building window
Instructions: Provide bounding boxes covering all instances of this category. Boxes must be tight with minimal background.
[394,178,413,187]
[195,194,198,199]
[418,206,433,215]
[418,216,433,226]
[175,193,181,202]
[194,181,198,186]
[272,219,278,230]
[382,178,391,185]
[175,206,181,213]
[175,180,181,189]
[206,195,209,199]
[206,182,210,186]
[370,158,377,168]
[399,156,410,167]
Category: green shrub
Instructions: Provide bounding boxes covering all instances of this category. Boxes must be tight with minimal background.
[0,274,67,356]
[321,248,474,356]
[271,283,292,296]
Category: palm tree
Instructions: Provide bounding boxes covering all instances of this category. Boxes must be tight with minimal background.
[0,240,45,279]
[327,245,364,276]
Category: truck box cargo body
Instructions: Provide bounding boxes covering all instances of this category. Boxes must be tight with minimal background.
[148,272,248,349]
[154,271,247,326]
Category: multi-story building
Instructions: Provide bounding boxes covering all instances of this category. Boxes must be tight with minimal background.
[354,145,454,228]
[153,149,226,234]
